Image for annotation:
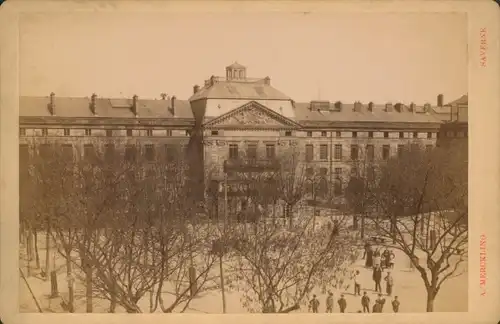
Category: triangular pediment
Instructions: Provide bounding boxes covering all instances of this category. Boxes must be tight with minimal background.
[203,101,301,129]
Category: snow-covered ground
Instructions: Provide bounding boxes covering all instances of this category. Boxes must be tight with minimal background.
[19,220,467,313]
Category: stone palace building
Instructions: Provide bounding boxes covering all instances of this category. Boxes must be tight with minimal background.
[19,62,468,218]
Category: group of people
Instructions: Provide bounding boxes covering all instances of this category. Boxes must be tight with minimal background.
[364,242,396,269]
[308,292,400,313]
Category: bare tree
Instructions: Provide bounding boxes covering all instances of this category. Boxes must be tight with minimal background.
[362,143,468,312]
[224,213,355,313]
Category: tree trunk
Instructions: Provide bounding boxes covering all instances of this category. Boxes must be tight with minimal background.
[34,230,41,269]
[109,281,117,313]
[360,213,365,238]
[65,251,74,312]
[44,225,51,281]
[426,288,436,312]
[83,254,93,313]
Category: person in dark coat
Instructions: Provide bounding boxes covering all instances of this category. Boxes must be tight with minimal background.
[391,296,400,313]
[326,292,334,313]
[363,241,371,259]
[337,294,347,313]
[382,248,391,268]
[361,291,370,313]
[376,294,386,312]
[309,295,320,313]
[365,245,374,268]
[372,300,381,313]
[372,265,383,293]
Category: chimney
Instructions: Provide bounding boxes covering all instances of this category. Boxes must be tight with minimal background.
[385,102,393,112]
[193,85,200,94]
[264,76,271,85]
[353,101,363,112]
[423,103,431,113]
[49,92,56,115]
[367,102,374,112]
[204,80,211,87]
[395,103,403,113]
[334,101,342,111]
[90,93,97,115]
[132,95,138,116]
[170,95,176,115]
[437,94,444,107]
[409,102,416,113]
[160,93,167,100]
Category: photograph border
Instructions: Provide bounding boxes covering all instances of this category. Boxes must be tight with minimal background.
[1,1,499,323]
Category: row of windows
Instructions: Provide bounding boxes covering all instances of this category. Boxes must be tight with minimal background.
[19,128,189,137]
[303,143,433,162]
[210,130,438,139]
[19,143,187,163]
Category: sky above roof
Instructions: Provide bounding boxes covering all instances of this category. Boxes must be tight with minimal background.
[19,11,467,104]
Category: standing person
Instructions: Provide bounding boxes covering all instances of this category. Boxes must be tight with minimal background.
[372,300,381,313]
[337,294,347,313]
[383,248,391,268]
[309,295,320,313]
[365,245,373,268]
[352,270,361,296]
[372,265,382,293]
[373,249,381,269]
[384,271,394,296]
[361,291,370,313]
[376,294,386,312]
[363,241,371,259]
[391,296,400,313]
[388,250,396,269]
[326,292,334,313]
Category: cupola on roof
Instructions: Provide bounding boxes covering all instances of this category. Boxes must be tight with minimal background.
[226,61,247,81]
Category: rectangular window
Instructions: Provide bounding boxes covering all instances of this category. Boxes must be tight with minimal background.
[397,144,405,158]
[247,144,257,160]
[19,128,26,136]
[165,144,177,162]
[285,131,292,137]
[266,144,276,159]
[384,132,389,138]
[306,131,312,137]
[366,144,375,161]
[106,129,113,137]
[319,144,328,160]
[321,131,327,137]
[127,129,133,136]
[38,144,51,159]
[166,129,173,137]
[368,131,374,138]
[352,131,357,138]
[426,144,433,152]
[427,132,432,139]
[19,144,30,168]
[125,145,137,162]
[144,144,155,161]
[334,144,342,160]
[399,132,404,139]
[305,144,314,162]
[413,132,418,138]
[336,131,342,138]
[350,145,359,160]
[85,129,92,136]
[104,144,115,163]
[61,144,73,161]
[382,145,390,160]
[63,128,70,136]
[334,167,342,178]
[229,144,239,160]
[319,167,328,176]
[42,128,48,136]
[367,166,375,182]
[306,167,314,177]
[146,129,153,137]
[211,130,219,136]
[84,144,95,161]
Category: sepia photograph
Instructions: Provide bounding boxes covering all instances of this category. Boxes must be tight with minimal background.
[7,3,479,317]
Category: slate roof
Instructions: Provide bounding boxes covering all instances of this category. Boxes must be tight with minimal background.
[446,94,468,106]
[19,96,193,119]
[189,77,292,102]
[294,102,442,125]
